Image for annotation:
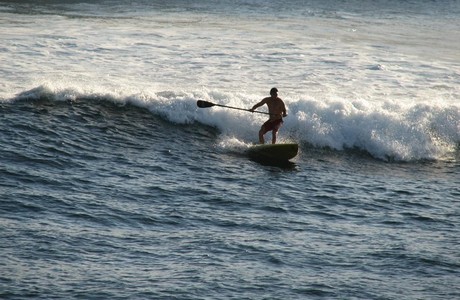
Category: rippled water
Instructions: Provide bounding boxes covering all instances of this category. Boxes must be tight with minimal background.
[1,98,458,299]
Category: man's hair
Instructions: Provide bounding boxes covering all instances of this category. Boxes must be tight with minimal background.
[270,87,278,95]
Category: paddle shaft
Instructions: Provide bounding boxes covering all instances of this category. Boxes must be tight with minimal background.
[214,103,271,115]
[197,100,273,116]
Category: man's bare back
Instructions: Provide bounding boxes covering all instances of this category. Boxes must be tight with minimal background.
[263,96,286,120]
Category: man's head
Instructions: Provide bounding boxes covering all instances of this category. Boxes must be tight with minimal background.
[270,87,278,96]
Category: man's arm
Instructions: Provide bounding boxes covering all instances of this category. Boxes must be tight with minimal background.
[250,98,267,112]
[281,99,287,117]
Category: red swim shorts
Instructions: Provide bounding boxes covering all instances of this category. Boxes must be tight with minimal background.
[262,119,283,132]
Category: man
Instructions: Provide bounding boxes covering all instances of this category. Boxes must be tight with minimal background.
[250,87,287,144]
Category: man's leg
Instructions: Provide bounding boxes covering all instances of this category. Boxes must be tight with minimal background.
[259,128,265,144]
[271,129,278,144]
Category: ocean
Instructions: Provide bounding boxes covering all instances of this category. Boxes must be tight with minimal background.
[1,0,459,299]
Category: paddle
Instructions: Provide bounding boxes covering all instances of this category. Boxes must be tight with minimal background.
[197,100,272,115]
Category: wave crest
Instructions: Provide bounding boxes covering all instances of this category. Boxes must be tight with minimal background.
[8,84,460,161]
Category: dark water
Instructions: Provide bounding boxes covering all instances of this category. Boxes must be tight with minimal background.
[1,96,459,299]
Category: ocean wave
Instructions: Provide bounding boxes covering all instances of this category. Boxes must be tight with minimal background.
[7,84,460,162]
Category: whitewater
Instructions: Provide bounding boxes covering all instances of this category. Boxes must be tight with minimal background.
[1,1,459,299]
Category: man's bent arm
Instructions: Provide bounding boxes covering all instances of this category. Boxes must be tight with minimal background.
[250,99,267,111]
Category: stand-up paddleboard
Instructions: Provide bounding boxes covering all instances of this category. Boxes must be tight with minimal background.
[196,100,297,162]
[247,143,298,162]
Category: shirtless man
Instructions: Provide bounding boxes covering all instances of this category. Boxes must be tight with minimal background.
[250,88,287,144]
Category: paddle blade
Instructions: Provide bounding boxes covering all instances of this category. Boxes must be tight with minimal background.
[197,100,215,108]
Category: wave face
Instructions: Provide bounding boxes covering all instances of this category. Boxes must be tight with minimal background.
[8,84,459,161]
